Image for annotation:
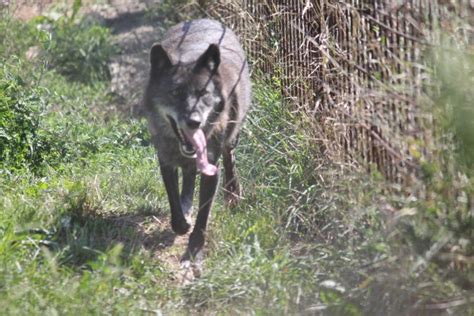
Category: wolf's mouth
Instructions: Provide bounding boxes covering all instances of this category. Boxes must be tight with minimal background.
[167,115,197,158]
[166,115,218,176]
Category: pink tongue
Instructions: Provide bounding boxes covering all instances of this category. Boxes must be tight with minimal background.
[183,129,217,176]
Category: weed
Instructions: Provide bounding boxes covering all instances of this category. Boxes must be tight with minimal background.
[0,13,37,59]
[30,1,117,83]
[0,59,62,174]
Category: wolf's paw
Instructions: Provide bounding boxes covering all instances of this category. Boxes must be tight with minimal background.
[186,230,205,259]
[171,218,191,235]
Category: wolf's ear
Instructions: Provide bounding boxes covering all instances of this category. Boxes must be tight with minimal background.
[150,44,172,77]
[195,44,220,73]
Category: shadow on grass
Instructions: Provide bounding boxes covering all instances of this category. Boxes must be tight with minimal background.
[44,209,176,268]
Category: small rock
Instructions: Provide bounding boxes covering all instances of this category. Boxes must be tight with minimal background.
[320,280,346,293]
[25,46,41,61]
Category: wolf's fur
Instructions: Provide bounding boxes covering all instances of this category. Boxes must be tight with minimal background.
[143,19,251,257]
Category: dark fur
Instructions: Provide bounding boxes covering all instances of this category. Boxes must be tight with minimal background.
[143,19,251,258]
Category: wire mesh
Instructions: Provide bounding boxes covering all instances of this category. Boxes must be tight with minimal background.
[205,0,471,182]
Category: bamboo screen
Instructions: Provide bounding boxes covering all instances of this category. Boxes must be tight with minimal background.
[205,0,471,182]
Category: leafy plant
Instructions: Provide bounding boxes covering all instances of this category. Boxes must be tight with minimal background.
[32,0,117,83]
[0,13,38,59]
[0,60,62,174]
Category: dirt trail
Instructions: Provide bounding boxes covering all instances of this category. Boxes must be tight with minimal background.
[75,0,163,116]
[107,213,198,284]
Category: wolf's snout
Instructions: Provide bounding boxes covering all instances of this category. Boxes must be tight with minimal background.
[185,113,202,130]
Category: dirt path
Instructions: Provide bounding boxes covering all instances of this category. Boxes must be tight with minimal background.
[82,0,165,116]
[108,213,198,284]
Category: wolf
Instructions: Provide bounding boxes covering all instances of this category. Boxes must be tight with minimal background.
[143,19,251,258]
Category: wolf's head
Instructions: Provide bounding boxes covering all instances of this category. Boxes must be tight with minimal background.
[146,43,223,174]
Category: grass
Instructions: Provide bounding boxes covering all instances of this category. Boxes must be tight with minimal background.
[0,3,473,315]
[0,61,171,314]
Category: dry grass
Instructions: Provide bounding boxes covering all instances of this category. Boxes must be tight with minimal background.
[204,0,473,184]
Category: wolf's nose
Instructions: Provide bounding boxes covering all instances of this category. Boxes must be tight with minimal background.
[186,115,201,129]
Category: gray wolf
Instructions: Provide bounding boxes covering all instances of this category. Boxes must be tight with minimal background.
[143,19,251,258]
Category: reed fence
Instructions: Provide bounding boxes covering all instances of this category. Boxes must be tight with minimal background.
[205,0,472,183]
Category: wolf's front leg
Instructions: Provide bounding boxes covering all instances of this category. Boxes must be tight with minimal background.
[160,164,191,235]
[181,167,196,216]
[187,171,219,258]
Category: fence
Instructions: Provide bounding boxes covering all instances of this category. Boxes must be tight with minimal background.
[205,0,471,183]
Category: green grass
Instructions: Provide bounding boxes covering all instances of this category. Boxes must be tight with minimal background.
[0,60,172,314]
[0,5,472,316]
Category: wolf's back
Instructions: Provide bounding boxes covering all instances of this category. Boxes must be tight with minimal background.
[161,19,245,67]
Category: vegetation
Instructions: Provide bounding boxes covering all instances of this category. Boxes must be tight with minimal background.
[0,1,472,315]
